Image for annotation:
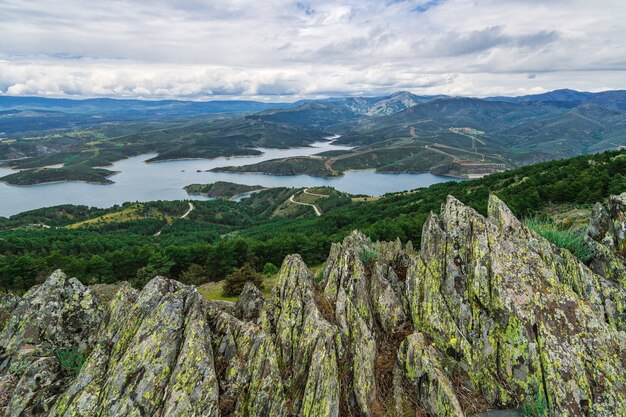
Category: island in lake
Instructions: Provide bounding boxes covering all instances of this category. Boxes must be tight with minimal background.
[184,181,268,199]
[0,166,116,186]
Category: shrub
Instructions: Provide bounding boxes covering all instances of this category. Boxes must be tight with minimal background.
[521,392,549,417]
[359,247,379,267]
[179,263,208,286]
[222,263,264,297]
[314,270,325,284]
[262,262,279,275]
[55,347,87,376]
[524,217,593,262]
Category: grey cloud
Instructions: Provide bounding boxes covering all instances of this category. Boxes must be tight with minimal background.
[0,0,624,99]
[514,31,560,48]
[416,26,560,57]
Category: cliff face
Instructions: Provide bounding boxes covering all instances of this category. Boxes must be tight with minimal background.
[0,194,625,417]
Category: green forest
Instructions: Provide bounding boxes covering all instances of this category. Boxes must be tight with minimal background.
[1,150,624,292]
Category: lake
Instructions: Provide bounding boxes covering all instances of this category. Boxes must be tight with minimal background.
[0,140,457,217]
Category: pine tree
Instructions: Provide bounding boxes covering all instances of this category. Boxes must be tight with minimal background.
[222,264,263,297]
[179,263,207,286]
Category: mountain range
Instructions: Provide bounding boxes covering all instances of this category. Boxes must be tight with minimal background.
[1,89,625,183]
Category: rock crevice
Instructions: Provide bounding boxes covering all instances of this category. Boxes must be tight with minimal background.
[1,194,625,417]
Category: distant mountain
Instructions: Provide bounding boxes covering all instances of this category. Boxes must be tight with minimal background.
[486,88,594,104]
[3,89,626,180]
[339,91,447,116]
[0,96,293,116]
[251,102,361,129]
[251,91,447,129]
[487,88,626,110]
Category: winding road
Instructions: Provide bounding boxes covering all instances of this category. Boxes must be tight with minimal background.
[303,189,329,198]
[154,202,194,236]
[289,189,323,216]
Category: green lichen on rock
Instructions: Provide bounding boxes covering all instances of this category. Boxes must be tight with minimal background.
[2,193,626,417]
[0,270,101,417]
[394,332,464,417]
[406,195,626,416]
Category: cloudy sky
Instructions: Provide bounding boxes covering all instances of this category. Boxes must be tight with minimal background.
[1,0,625,100]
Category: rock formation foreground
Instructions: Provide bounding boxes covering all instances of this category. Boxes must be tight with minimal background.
[1,194,625,417]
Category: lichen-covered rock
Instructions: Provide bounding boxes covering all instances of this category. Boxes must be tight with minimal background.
[211,310,287,416]
[0,294,19,331]
[587,193,626,290]
[407,195,626,416]
[1,270,100,356]
[0,270,101,417]
[271,255,341,416]
[51,277,220,417]
[322,232,414,416]
[394,332,464,417]
[234,281,266,322]
[1,194,625,417]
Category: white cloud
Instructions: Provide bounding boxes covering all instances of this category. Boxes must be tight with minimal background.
[0,0,625,99]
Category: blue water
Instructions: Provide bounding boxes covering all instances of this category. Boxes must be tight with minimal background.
[0,141,456,217]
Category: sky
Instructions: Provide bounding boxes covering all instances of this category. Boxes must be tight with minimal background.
[1,0,625,101]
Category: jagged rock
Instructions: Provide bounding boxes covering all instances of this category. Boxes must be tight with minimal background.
[587,193,626,289]
[394,332,464,417]
[323,232,378,416]
[608,193,626,248]
[587,202,615,244]
[270,255,339,416]
[0,294,19,330]
[51,277,220,417]
[0,270,101,417]
[1,270,100,356]
[1,194,625,417]
[234,281,265,321]
[407,195,626,416]
[211,310,286,416]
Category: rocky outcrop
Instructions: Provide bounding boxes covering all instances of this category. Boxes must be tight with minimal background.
[0,271,101,417]
[1,194,625,417]
[407,195,626,416]
[234,281,266,322]
[49,278,220,417]
[587,192,626,288]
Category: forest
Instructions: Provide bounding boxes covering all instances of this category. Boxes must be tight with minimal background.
[0,149,624,292]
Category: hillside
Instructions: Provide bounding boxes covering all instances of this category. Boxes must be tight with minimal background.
[184,181,267,199]
[3,89,626,183]
[214,94,626,178]
[0,190,625,416]
[0,150,624,293]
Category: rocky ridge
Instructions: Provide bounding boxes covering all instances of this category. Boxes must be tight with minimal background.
[0,194,624,417]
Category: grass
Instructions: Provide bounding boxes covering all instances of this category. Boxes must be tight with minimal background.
[521,393,549,417]
[54,347,87,376]
[66,204,175,228]
[359,247,379,266]
[197,274,280,302]
[66,205,144,228]
[197,264,324,302]
[197,281,238,302]
[524,217,593,262]
[293,192,322,205]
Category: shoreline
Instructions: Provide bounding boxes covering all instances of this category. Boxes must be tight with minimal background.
[0,170,120,187]
[0,178,116,187]
[211,166,469,179]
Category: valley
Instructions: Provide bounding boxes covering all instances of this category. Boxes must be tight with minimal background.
[3,89,624,193]
[3,2,626,415]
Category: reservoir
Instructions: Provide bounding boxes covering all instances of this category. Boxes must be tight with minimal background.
[0,141,456,217]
